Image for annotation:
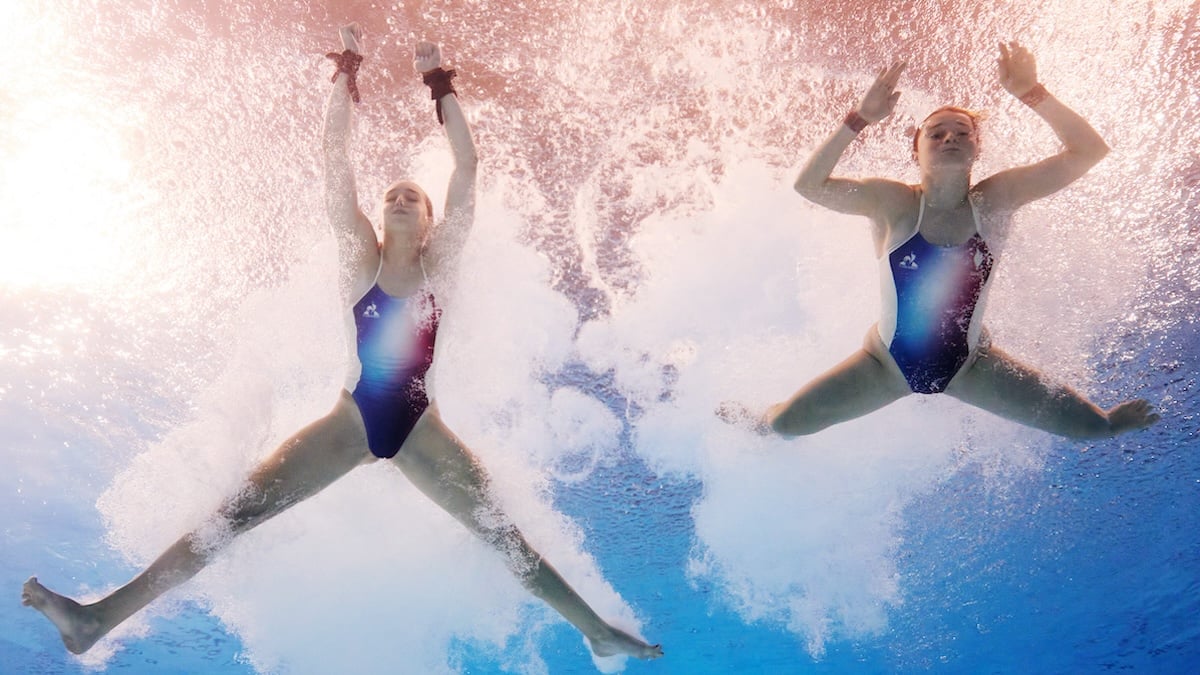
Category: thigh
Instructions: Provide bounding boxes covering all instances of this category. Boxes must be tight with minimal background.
[221,391,373,530]
[769,333,911,436]
[390,406,511,541]
[945,343,1108,438]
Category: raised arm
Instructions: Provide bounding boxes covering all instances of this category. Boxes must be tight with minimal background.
[415,42,478,282]
[322,24,380,304]
[977,41,1110,211]
[794,61,910,217]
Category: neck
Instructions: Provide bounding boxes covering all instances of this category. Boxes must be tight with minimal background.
[380,232,423,268]
[375,237,426,295]
[919,170,971,208]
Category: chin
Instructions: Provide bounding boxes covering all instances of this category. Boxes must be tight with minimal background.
[386,214,418,228]
[930,156,973,170]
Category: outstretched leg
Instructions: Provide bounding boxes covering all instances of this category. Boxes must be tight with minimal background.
[944,343,1160,439]
[23,392,373,654]
[392,407,663,660]
[720,330,912,437]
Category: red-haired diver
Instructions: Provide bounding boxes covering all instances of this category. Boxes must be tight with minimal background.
[723,42,1159,439]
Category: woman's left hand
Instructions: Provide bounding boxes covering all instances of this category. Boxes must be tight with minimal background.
[998,41,1039,97]
[414,42,442,74]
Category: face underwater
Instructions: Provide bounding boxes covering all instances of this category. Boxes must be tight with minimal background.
[382,180,434,231]
[914,110,980,166]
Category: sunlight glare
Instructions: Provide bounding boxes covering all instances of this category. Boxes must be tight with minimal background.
[0,1,154,291]
[0,108,138,289]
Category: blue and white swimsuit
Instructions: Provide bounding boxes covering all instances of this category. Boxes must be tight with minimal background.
[878,193,994,394]
[344,266,441,458]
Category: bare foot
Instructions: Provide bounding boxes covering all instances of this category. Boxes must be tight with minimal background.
[587,624,664,659]
[1107,399,1160,435]
[716,401,771,436]
[22,577,105,654]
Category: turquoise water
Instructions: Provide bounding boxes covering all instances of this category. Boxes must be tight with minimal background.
[3,0,1198,673]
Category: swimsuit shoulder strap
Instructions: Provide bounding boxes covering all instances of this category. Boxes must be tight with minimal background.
[968,194,984,237]
[914,190,927,233]
[370,250,384,287]
[882,188,925,257]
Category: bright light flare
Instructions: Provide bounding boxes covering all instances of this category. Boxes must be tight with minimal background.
[0,102,140,290]
[0,1,153,292]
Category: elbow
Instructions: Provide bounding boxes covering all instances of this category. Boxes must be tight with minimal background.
[321,131,347,158]
[793,163,829,201]
[1064,141,1109,173]
[793,177,821,202]
[457,147,479,172]
[793,175,812,196]
[452,155,478,186]
[448,145,478,189]
[1080,137,1110,167]
[1084,139,1110,166]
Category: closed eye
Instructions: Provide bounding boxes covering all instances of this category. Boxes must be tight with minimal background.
[928,130,971,141]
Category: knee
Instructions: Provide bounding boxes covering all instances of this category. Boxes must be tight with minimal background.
[766,404,825,438]
[511,549,544,582]
[221,507,262,537]
[231,506,277,534]
[218,487,278,535]
[485,525,542,579]
[769,419,824,439]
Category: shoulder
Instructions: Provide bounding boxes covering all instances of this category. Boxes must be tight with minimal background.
[864,177,916,196]
[870,181,920,219]
[966,183,1016,244]
[852,177,917,222]
[860,178,918,212]
[969,178,1018,217]
[418,236,454,297]
[344,241,382,304]
[864,183,921,256]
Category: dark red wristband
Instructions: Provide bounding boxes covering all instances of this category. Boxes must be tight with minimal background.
[844,110,869,133]
[421,67,458,125]
[326,49,363,103]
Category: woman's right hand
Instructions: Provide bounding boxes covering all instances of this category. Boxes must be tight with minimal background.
[857,61,905,123]
[340,23,362,54]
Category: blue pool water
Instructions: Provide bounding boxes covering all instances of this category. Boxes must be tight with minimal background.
[3,0,1198,673]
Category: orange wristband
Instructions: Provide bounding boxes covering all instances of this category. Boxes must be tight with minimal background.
[1019,83,1048,108]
